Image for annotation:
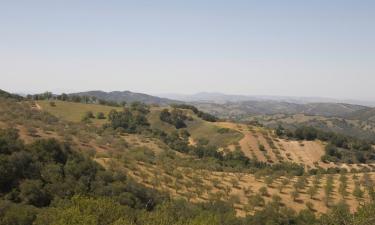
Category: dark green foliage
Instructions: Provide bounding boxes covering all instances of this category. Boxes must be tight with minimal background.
[0,201,38,225]
[106,107,149,133]
[319,201,352,225]
[171,104,218,122]
[0,128,23,154]
[19,180,50,207]
[96,112,106,119]
[0,128,164,224]
[0,89,24,101]
[217,128,230,134]
[85,111,95,119]
[130,102,150,114]
[244,202,311,225]
[29,92,122,107]
[294,126,318,140]
[160,109,188,129]
[82,111,95,123]
[153,129,190,154]
[322,144,342,162]
[275,124,285,136]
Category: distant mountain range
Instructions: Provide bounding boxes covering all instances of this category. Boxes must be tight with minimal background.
[71,90,179,106]
[3,88,375,121]
[158,92,375,107]
[68,90,375,119]
[193,101,370,118]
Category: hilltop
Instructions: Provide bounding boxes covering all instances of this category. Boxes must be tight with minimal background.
[72,90,179,106]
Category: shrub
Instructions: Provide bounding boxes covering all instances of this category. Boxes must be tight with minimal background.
[96,112,106,119]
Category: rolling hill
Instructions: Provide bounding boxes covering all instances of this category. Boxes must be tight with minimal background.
[161,92,375,107]
[2,94,375,224]
[193,101,369,118]
[346,108,375,122]
[244,113,375,142]
[71,90,179,105]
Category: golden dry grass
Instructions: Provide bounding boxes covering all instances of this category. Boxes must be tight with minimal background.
[37,100,120,124]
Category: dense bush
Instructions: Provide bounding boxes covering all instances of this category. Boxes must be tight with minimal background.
[0,89,24,101]
[0,128,165,224]
[160,109,188,129]
[171,104,218,122]
[106,107,149,133]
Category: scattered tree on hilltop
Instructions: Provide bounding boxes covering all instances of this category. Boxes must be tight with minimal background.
[171,104,218,122]
[160,108,188,129]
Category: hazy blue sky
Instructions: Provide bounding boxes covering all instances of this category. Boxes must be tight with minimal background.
[1,0,374,100]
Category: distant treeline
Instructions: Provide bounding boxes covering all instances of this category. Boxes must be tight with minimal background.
[27,92,125,107]
[276,125,375,164]
[0,89,23,101]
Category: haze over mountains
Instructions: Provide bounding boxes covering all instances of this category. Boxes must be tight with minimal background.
[71,90,180,106]
[158,92,375,107]
[69,90,374,118]
[63,90,375,141]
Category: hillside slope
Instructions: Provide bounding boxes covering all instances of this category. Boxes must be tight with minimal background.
[346,108,375,122]
[246,114,375,142]
[1,97,375,221]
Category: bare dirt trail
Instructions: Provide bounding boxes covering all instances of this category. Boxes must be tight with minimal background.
[29,101,42,110]
[35,103,42,110]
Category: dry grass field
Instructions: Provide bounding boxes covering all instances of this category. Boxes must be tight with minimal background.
[37,100,120,124]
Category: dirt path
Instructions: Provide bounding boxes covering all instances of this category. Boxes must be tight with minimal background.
[30,102,42,110]
[35,103,42,110]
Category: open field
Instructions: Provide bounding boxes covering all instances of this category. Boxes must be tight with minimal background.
[186,118,243,147]
[37,100,120,124]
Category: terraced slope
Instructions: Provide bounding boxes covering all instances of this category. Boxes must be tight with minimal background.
[214,122,374,171]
